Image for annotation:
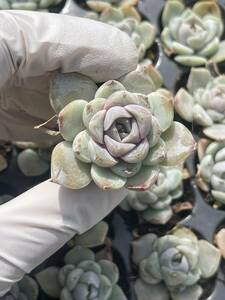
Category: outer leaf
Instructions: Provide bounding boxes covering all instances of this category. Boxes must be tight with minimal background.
[91,164,127,190]
[132,233,157,264]
[72,221,108,248]
[142,206,173,225]
[119,64,162,95]
[174,55,207,67]
[58,100,87,142]
[134,279,169,300]
[126,166,159,191]
[162,122,196,166]
[171,284,203,300]
[19,276,39,300]
[198,240,221,278]
[98,260,119,285]
[162,0,185,26]
[64,246,95,265]
[51,142,92,189]
[203,124,225,141]
[50,73,97,113]
[17,149,49,177]
[148,90,174,132]
[211,40,225,63]
[95,81,125,98]
[109,285,127,300]
[35,267,60,298]
[187,68,212,93]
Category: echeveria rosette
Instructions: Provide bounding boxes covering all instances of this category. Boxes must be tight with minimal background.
[175,68,225,141]
[51,80,195,191]
[0,0,63,10]
[161,0,225,67]
[10,275,39,300]
[86,0,138,12]
[132,227,221,300]
[86,5,156,61]
[197,138,225,205]
[120,167,183,224]
[36,246,127,300]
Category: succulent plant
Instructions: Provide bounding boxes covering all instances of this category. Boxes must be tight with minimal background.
[0,0,62,10]
[86,0,138,12]
[10,275,39,300]
[175,68,225,141]
[36,246,127,300]
[50,72,195,191]
[120,167,183,224]
[17,148,50,177]
[161,0,225,66]
[86,5,156,61]
[132,227,221,300]
[197,138,225,205]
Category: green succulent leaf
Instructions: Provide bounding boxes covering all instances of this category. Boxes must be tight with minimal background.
[18,276,39,300]
[50,73,97,113]
[35,267,60,298]
[198,240,221,278]
[134,279,169,300]
[170,284,203,300]
[162,122,196,166]
[58,100,87,142]
[132,233,157,264]
[64,246,95,265]
[51,142,92,189]
[91,164,127,190]
[72,221,109,248]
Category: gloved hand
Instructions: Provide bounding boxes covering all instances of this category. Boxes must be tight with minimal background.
[0,10,138,296]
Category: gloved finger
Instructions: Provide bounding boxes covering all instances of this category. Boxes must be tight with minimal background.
[0,180,127,296]
[0,10,138,88]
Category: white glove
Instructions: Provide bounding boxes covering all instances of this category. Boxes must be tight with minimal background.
[0,10,138,296]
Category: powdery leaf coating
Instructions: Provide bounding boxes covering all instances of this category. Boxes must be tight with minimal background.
[161,1,225,66]
[51,76,195,191]
[132,227,221,300]
[36,246,127,300]
[175,68,225,141]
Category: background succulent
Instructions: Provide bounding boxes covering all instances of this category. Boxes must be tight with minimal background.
[132,227,221,300]
[0,0,63,10]
[10,275,39,300]
[86,0,138,12]
[197,138,225,206]
[86,5,156,61]
[120,167,183,224]
[17,148,50,177]
[50,72,195,191]
[161,0,225,66]
[175,68,225,141]
[36,246,127,300]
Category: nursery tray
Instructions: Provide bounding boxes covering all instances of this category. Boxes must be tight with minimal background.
[1,1,225,300]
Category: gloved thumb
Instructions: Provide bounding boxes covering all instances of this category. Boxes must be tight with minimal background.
[0,10,138,88]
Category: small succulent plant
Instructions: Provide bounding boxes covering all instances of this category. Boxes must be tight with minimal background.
[120,167,183,224]
[86,5,156,61]
[86,0,138,12]
[132,227,221,300]
[10,275,39,300]
[17,148,50,177]
[175,68,225,141]
[161,0,225,66]
[50,72,195,191]
[0,0,62,10]
[36,246,127,300]
[197,138,225,205]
